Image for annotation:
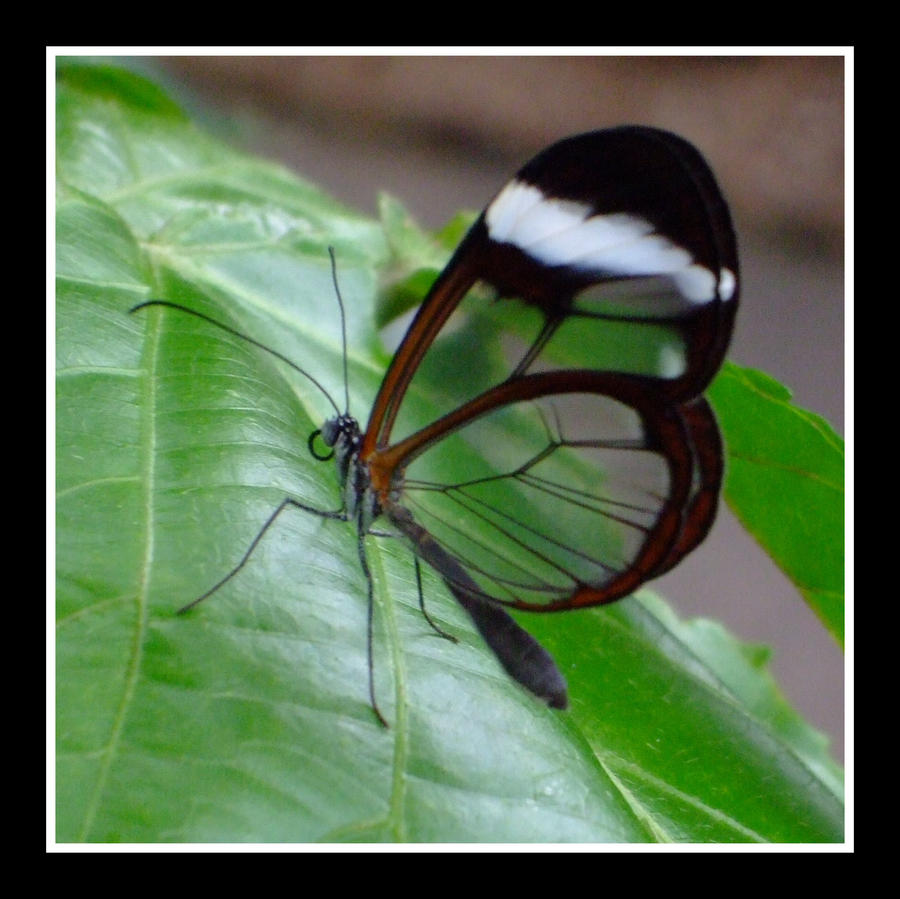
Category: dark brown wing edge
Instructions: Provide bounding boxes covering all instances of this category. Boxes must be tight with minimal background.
[650,396,724,578]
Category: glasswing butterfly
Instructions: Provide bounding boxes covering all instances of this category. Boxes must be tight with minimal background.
[133,125,739,725]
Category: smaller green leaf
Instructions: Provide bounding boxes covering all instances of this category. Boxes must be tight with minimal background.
[375,193,478,329]
[708,365,844,645]
[56,60,187,119]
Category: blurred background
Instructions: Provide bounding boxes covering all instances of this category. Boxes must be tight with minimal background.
[137,55,845,760]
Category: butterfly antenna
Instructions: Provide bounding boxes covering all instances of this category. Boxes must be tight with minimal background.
[130,300,341,417]
[327,247,352,415]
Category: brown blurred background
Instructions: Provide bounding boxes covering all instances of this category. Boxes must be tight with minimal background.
[142,55,845,761]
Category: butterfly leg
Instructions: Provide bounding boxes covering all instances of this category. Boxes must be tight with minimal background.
[177,497,346,614]
[412,555,458,643]
[355,528,389,728]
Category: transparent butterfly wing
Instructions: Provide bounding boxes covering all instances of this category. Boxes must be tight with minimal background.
[364,128,738,612]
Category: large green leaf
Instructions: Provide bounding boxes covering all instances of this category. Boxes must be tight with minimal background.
[55,61,843,843]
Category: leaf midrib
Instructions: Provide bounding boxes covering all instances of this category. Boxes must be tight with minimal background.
[76,296,161,841]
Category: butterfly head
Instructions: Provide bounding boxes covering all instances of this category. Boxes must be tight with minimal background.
[309,413,362,483]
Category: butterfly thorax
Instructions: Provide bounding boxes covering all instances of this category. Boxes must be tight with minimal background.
[318,413,383,530]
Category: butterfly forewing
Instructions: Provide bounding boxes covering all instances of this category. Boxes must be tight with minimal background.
[365,127,738,460]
